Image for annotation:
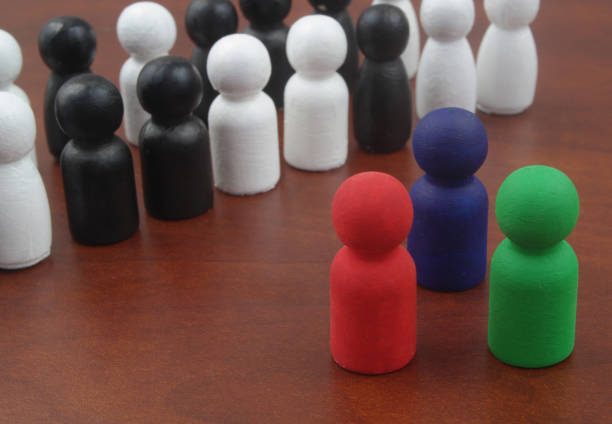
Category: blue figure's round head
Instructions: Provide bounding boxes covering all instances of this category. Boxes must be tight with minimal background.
[412,108,488,179]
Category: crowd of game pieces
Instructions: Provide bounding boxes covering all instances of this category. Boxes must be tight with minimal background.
[0,0,579,372]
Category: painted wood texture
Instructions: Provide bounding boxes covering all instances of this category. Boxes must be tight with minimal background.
[137,56,213,220]
[331,172,416,374]
[372,0,420,79]
[354,4,412,153]
[408,108,488,292]
[283,15,349,171]
[0,29,37,165]
[489,165,579,368]
[186,0,238,126]
[0,0,610,422]
[207,34,281,195]
[117,1,177,146]
[416,0,476,117]
[39,16,96,160]
[310,0,360,90]
[476,0,540,115]
[240,0,293,109]
[0,93,51,269]
[56,74,139,245]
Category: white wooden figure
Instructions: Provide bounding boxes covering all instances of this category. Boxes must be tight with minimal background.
[476,0,540,115]
[207,34,280,196]
[372,0,420,79]
[284,15,348,172]
[416,0,476,118]
[0,29,37,166]
[0,93,52,269]
[117,1,176,146]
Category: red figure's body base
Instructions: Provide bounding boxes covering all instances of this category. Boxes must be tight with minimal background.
[330,245,417,375]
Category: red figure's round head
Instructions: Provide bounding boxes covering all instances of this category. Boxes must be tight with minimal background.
[332,172,413,253]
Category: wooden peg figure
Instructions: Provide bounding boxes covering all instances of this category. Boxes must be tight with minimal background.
[39,16,96,160]
[207,34,280,196]
[489,165,579,368]
[476,0,540,114]
[0,93,52,269]
[308,0,359,90]
[56,74,139,245]
[186,0,238,126]
[284,15,348,171]
[0,29,29,104]
[416,0,476,118]
[407,108,488,291]
[239,0,293,109]
[372,0,420,79]
[331,172,416,374]
[117,1,177,146]
[137,56,213,220]
[0,29,37,165]
[354,4,412,153]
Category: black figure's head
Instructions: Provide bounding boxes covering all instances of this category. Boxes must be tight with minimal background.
[239,0,291,26]
[55,74,123,141]
[39,16,96,73]
[357,4,409,62]
[308,0,351,14]
[186,0,238,48]
[137,56,203,122]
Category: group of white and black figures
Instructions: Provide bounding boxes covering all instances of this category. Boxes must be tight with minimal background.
[0,0,540,269]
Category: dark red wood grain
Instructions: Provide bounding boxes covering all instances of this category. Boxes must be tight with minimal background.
[1,1,611,422]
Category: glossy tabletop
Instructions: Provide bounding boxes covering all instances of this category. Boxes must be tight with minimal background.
[1,0,611,422]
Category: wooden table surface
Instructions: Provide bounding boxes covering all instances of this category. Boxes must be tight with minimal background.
[2,0,611,422]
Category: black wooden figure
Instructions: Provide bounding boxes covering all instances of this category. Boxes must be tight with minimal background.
[39,16,96,160]
[185,0,238,125]
[309,0,359,91]
[239,0,292,109]
[56,74,139,245]
[354,4,412,153]
[137,56,214,220]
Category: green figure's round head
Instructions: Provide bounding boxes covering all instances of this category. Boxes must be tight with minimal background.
[495,165,579,248]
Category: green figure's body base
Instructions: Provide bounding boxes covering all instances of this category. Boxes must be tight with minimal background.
[488,239,578,368]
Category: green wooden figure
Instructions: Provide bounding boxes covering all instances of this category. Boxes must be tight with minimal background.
[488,165,579,368]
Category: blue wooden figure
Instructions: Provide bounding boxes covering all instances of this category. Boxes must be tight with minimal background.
[407,107,488,291]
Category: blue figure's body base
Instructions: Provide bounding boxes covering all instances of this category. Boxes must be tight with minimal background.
[407,175,488,292]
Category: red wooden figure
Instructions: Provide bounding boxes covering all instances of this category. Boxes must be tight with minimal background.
[330,171,417,374]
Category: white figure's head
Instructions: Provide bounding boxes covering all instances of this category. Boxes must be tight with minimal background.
[0,29,22,90]
[207,34,271,97]
[117,1,177,60]
[485,0,540,30]
[421,0,475,41]
[287,15,347,78]
[0,92,35,164]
